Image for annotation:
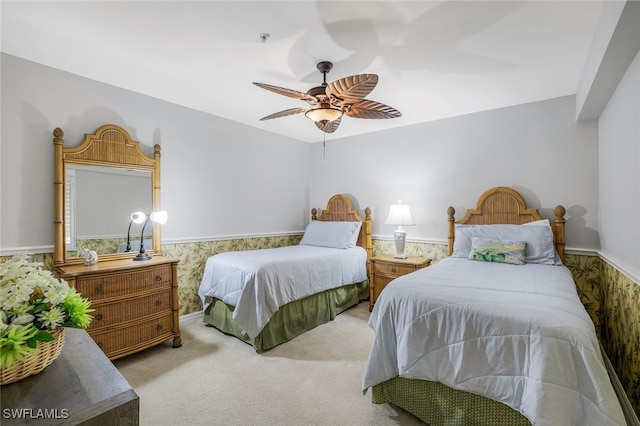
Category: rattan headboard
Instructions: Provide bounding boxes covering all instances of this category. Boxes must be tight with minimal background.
[447,187,566,262]
[311,194,372,259]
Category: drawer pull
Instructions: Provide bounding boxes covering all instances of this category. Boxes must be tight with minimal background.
[155,299,163,307]
[95,284,103,293]
[391,268,396,273]
[155,275,162,282]
[95,313,104,321]
[156,324,163,332]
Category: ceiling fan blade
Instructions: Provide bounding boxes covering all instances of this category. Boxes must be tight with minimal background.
[315,116,342,133]
[344,99,402,119]
[259,107,309,121]
[326,74,378,104]
[253,82,314,101]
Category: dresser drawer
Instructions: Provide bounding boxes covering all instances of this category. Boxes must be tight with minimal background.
[88,291,172,330]
[373,261,416,277]
[90,313,173,358]
[76,264,172,300]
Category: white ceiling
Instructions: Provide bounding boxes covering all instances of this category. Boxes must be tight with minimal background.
[1,1,605,143]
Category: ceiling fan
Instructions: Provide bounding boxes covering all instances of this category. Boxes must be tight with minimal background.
[253,61,401,134]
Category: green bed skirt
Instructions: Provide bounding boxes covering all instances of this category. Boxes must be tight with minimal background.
[203,280,368,353]
[372,377,531,426]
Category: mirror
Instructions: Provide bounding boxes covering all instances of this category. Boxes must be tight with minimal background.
[53,124,162,266]
[66,165,152,257]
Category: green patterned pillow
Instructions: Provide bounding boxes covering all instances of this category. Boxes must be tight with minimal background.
[468,237,526,265]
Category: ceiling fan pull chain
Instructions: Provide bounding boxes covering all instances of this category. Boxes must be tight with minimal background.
[323,133,326,161]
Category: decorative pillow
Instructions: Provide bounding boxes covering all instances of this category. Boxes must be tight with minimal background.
[452,224,556,265]
[468,237,526,265]
[299,221,362,249]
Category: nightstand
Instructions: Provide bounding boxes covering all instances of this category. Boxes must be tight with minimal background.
[369,254,432,311]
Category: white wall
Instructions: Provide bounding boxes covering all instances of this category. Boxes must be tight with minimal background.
[598,50,640,279]
[0,53,311,253]
[310,95,600,250]
[0,53,609,255]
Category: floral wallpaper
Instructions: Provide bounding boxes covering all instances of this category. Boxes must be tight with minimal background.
[160,235,302,317]
[373,239,449,262]
[75,237,126,255]
[1,239,637,416]
[601,261,640,416]
[563,254,603,335]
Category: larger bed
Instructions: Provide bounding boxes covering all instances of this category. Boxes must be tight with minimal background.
[363,187,626,426]
[198,194,372,352]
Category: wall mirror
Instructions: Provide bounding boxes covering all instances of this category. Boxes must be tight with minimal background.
[53,124,162,265]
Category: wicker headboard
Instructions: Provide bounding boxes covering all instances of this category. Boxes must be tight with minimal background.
[447,187,566,262]
[311,194,372,259]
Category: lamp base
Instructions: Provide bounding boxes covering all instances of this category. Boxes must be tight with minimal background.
[393,229,408,259]
[133,253,152,261]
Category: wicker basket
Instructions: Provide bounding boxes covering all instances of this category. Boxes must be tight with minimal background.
[0,327,65,385]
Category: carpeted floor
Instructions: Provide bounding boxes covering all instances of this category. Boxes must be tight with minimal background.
[113,302,424,425]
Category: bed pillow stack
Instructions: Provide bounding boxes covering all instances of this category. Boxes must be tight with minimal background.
[452,220,560,265]
[299,221,362,249]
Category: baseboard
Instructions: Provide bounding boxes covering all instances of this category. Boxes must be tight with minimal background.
[179,310,203,323]
[601,342,640,425]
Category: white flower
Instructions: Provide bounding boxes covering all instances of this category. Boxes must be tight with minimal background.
[2,294,21,310]
[7,303,31,316]
[0,311,7,333]
[37,307,65,329]
[10,285,33,303]
[43,285,69,305]
[10,314,35,326]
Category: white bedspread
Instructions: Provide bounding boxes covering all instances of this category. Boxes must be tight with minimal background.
[198,245,367,339]
[362,257,625,426]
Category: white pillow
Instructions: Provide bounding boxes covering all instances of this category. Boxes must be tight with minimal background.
[524,219,550,226]
[452,224,556,264]
[299,221,362,249]
[349,221,363,247]
[523,219,563,264]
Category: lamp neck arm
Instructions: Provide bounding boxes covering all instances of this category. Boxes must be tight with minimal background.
[125,220,134,251]
[139,217,151,253]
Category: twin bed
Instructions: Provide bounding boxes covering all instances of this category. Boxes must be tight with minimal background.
[198,194,372,353]
[198,188,626,425]
[363,187,626,425]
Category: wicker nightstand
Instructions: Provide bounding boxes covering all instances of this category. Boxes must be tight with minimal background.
[369,254,432,311]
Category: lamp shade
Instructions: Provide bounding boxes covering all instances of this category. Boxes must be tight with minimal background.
[305,107,343,123]
[133,210,168,261]
[149,210,168,225]
[130,211,146,224]
[385,201,415,226]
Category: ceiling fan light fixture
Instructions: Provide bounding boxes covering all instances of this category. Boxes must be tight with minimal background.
[305,107,343,123]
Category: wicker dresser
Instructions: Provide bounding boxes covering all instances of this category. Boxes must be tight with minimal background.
[57,256,181,360]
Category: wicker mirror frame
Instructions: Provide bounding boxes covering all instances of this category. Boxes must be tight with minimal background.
[53,124,162,266]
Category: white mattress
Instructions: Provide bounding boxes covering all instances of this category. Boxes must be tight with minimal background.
[198,245,367,339]
[362,257,625,426]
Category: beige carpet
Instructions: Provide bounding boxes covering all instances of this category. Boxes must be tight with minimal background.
[113,302,424,426]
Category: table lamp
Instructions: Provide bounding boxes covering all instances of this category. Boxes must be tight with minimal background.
[385,201,415,259]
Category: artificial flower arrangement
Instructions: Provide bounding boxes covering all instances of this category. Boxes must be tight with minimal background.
[0,254,93,369]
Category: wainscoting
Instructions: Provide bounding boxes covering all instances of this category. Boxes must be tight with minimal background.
[2,237,637,417]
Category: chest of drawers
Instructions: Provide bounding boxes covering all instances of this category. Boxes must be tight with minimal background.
[57,256,181,360]
[369,254,431,311]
